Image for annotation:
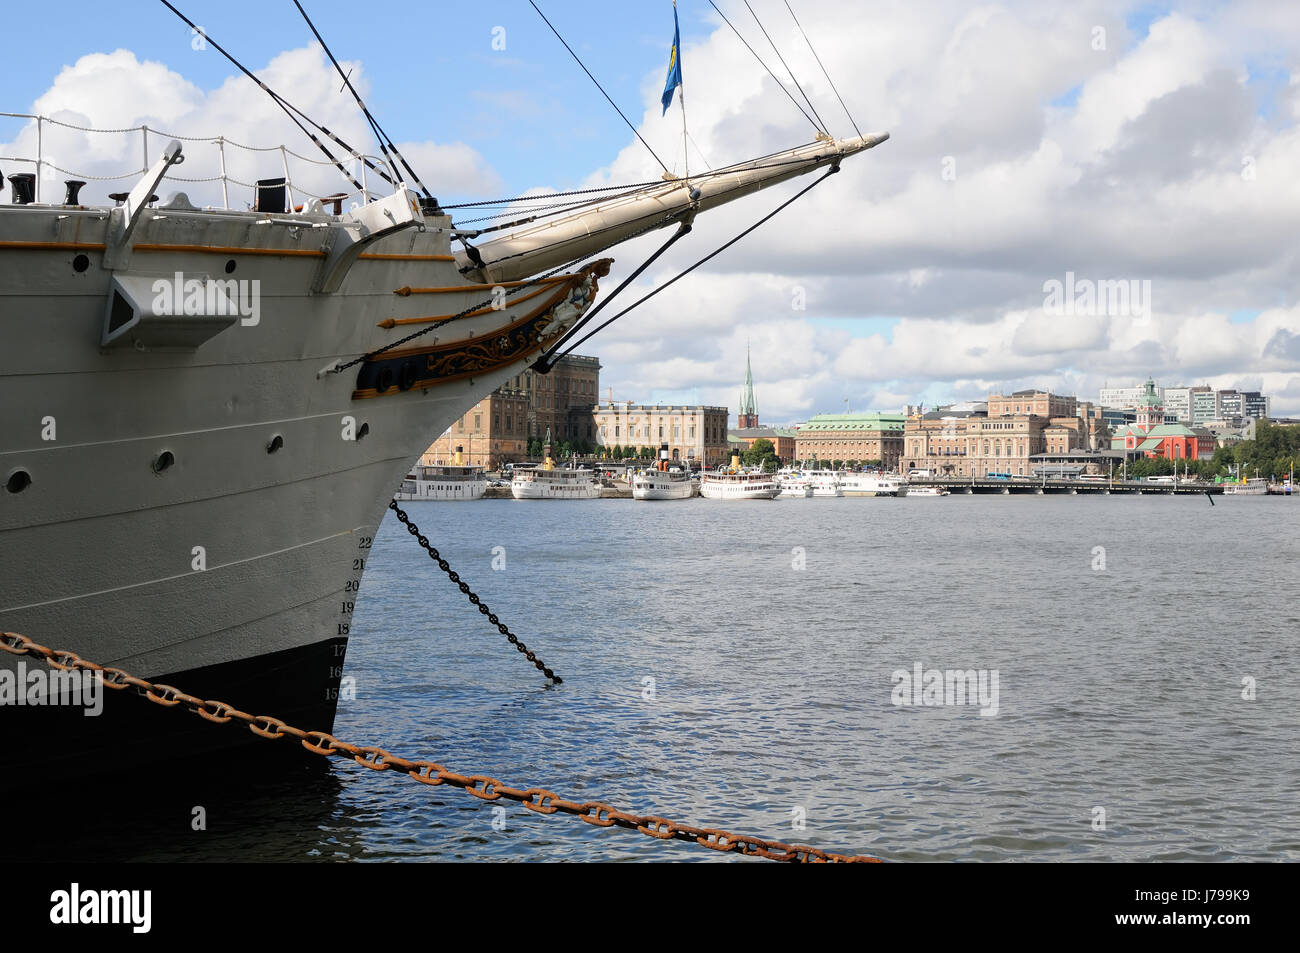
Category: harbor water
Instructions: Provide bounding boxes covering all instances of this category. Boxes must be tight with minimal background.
[60,494,1300,861]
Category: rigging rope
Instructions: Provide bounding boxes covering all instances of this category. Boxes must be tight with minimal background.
[528,0,672,176]
[534,217,695,372]
[292,0,433,201]
[742,0,830,135]
[784,0,863,139]
[547,163,839,363]
[706,1,821,134]
[158,0,364,193]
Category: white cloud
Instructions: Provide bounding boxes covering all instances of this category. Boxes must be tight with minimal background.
[1,46,500,209]
[576,0,1300,420]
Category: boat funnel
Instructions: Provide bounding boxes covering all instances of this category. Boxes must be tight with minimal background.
[731,451,741,470]
[659,442,670,471]
[454,445,464,466]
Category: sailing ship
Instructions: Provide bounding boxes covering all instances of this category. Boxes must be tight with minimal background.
[632,444,695,500]
[0,7,888,781]
[395,446,488,501]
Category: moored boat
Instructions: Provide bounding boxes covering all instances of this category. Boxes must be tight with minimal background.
[395,446,488,501]
[776,469,813,498]
[839,471,902,496]
[899,484,949,497]
[806,468,843,497]
[700,454,780,500]
[632,444,694,500]
[1222,478,1268,496]
[511,434,599,500]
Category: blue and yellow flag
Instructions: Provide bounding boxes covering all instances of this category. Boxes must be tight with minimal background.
[661,4,683,115]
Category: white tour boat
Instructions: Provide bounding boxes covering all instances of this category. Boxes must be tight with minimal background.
[632,445,694,500]
[806,468,843,497]
[899,484,949,497]
[839,472,902,497]
[1222,478,1268,496]
[700,455,780,500]
[776,469,813,498]
[511,434,599,500]
[395,447,488,501]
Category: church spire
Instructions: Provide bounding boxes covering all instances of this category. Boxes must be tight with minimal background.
[738,342,759,428]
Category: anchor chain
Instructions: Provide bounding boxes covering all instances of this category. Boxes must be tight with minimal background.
[0,631,880,863]
[388,500,561,684]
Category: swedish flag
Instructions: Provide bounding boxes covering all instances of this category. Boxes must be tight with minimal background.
[661,5,683,115]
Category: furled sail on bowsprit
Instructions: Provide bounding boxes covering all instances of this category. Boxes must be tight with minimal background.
[455,133,889,286]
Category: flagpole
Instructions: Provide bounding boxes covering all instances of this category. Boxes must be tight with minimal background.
[676,0,689,184]
[679,81,690,183]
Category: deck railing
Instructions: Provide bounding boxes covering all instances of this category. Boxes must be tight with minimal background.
[0,112,394,211]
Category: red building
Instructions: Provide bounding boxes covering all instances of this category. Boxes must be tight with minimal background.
[1110,379,1214,460]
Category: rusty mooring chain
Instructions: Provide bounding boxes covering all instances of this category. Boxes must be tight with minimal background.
[1,631,879,863]
[388,500,561,684]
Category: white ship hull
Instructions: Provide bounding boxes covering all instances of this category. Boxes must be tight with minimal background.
[808,477,842,497]
[699,475,781,500]
[777,483,813,498]
[394,480,488,502]
[840,475,902,496]
[0,88,888,783]
[632,474,694,500]
[511,472,600,499]
[395,463,489,501]
[0,197,603,779]
[1222,480,1267,496]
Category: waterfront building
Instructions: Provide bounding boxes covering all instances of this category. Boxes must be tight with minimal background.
[592,402,730,465]
[422,353,601,466]
[423,387,530,469]
[509,354,602,444]
[1108,379,1214,461]
[900,391,1108,478]
[730,426,797,460]
[795,413,905,469]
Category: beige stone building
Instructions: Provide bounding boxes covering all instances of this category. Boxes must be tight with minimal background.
[592,402,730,465]
[900,391,1109,477]
[793,413,905,469]
[423,387,530,469]
[421,354,602,467]
[505,354,601,444]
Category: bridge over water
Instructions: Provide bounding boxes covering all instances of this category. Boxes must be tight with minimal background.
[911,478,1223,495]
